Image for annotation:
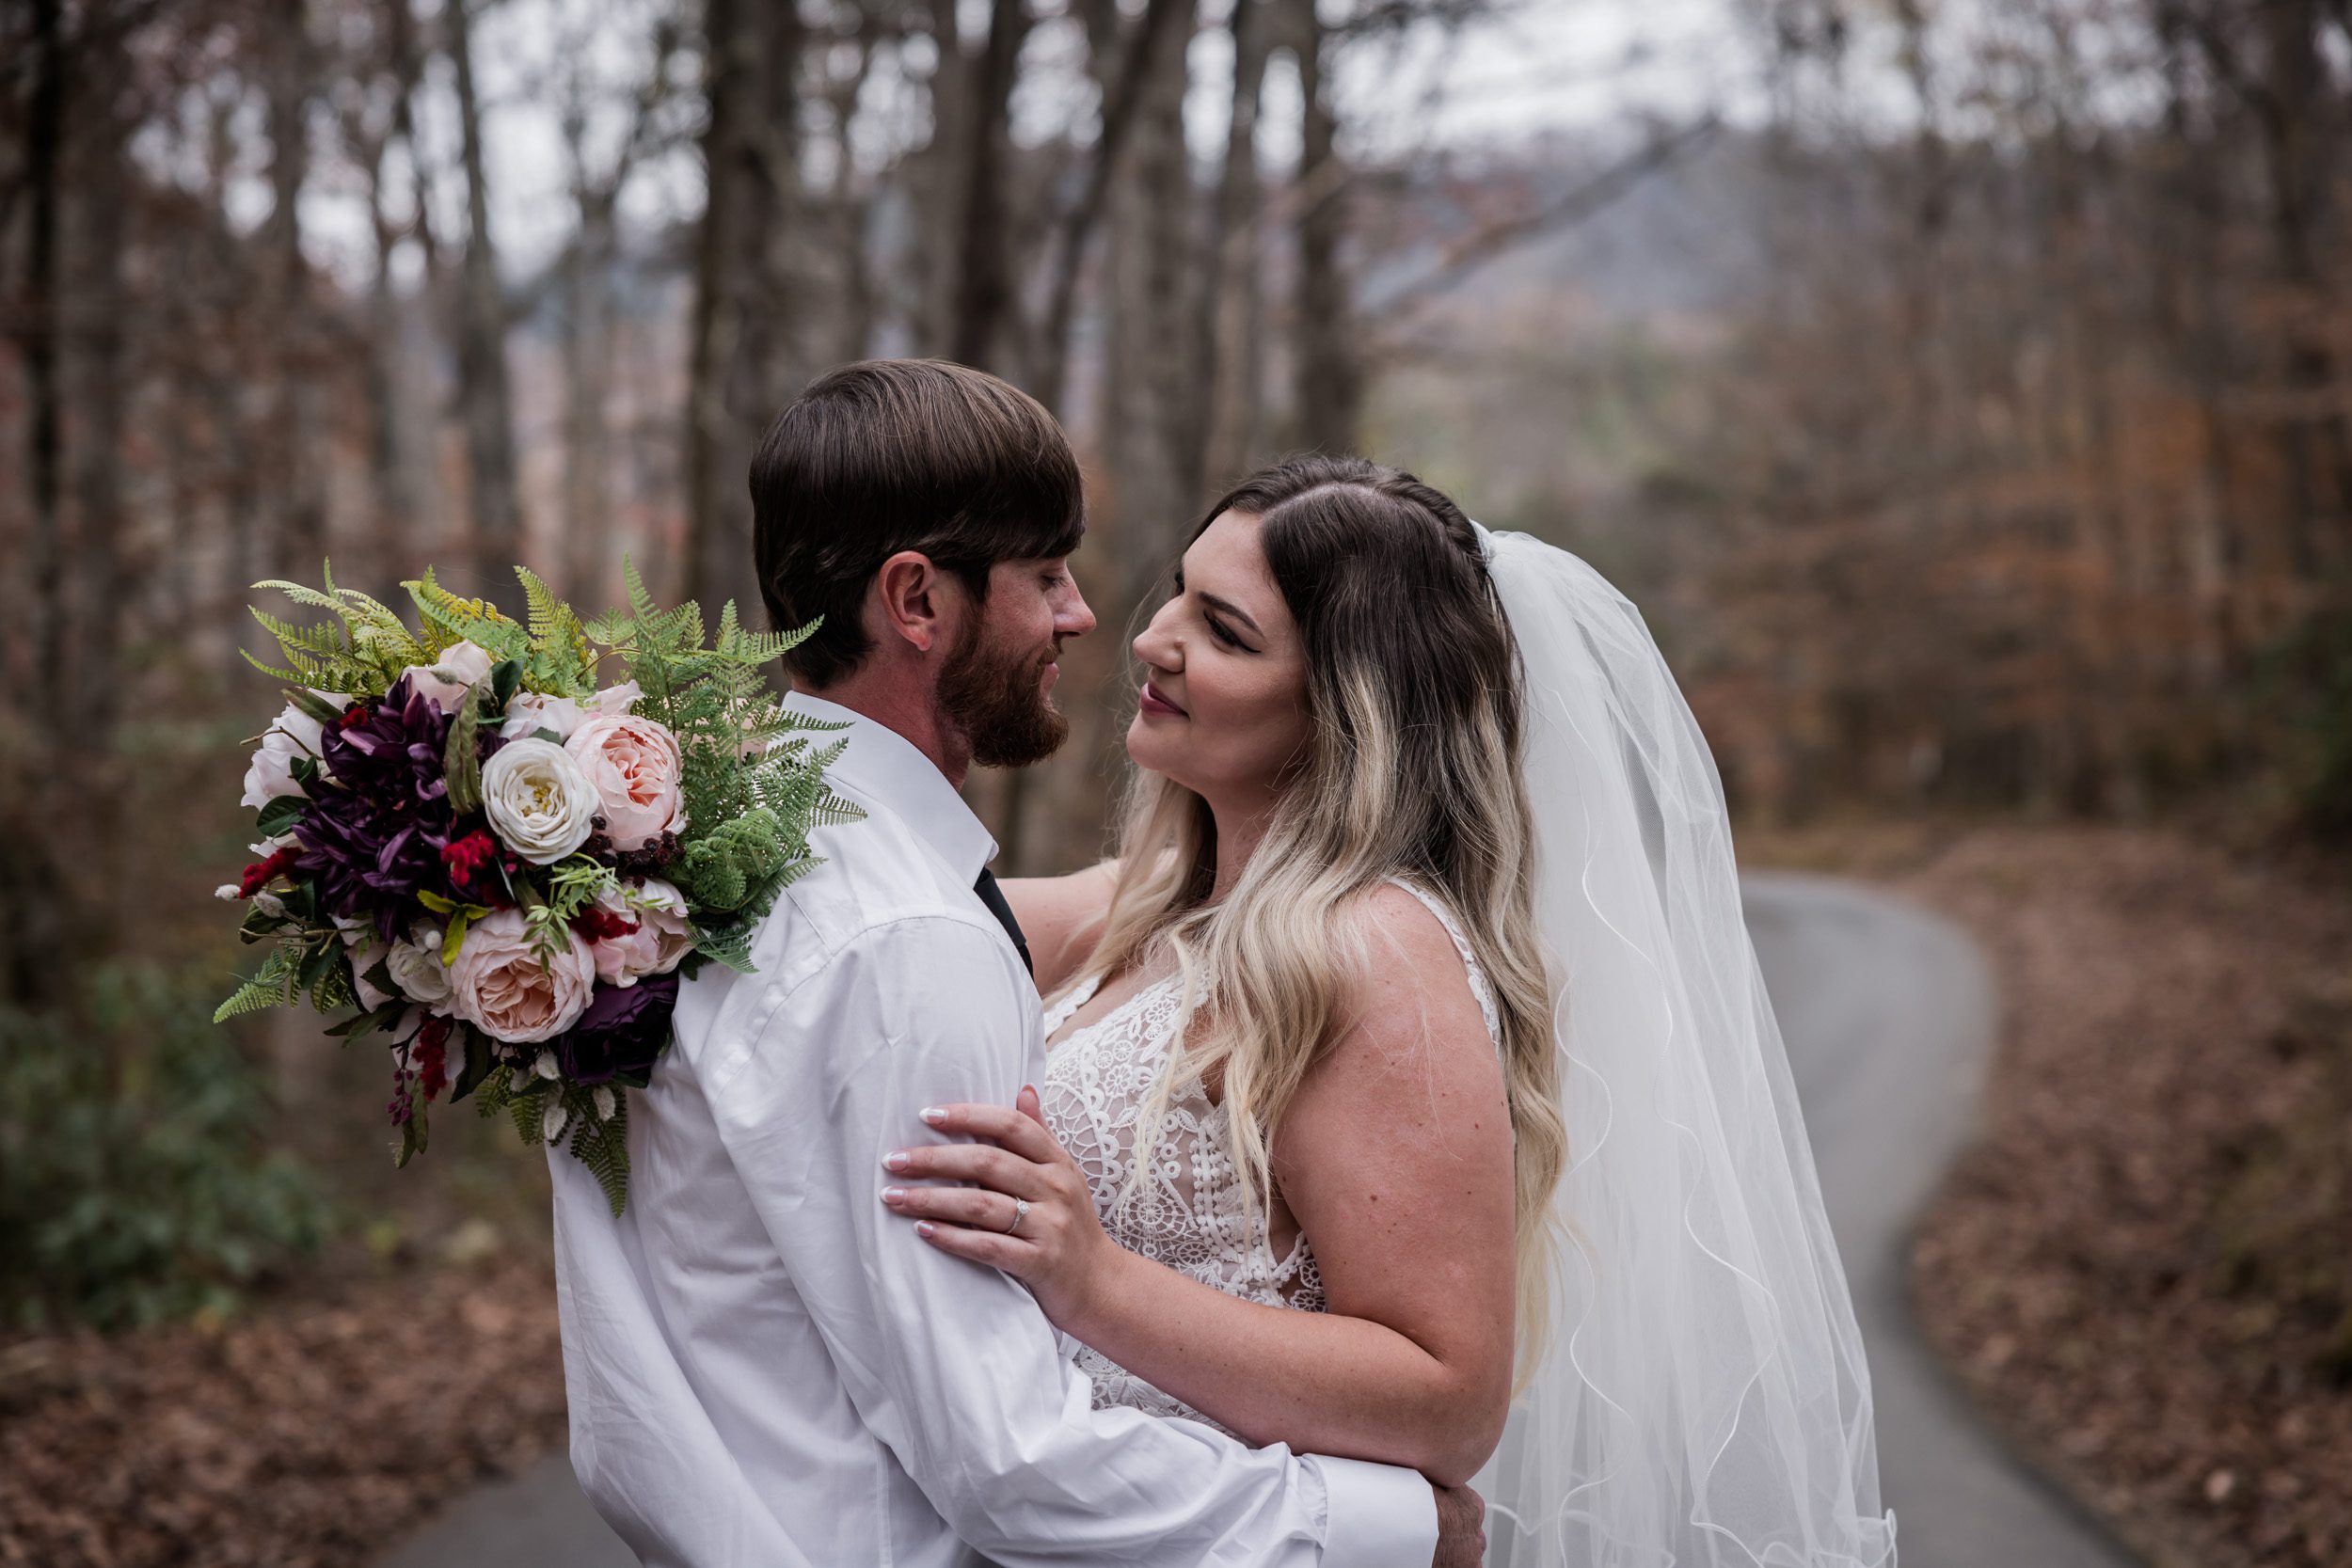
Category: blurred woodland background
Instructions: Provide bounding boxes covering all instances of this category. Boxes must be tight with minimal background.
[4,0,2352,1561]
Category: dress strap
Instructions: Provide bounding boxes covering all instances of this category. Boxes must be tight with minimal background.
[1041,971,1105,1037]
[1383,879,1503,1051]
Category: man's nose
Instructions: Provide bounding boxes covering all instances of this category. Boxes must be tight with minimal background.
[1057,583,1098,640]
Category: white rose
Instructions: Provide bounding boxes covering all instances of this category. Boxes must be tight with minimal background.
[481,737,599,864]
[387,928,456,1006]
[500,692,591,742]
[332,918,393,1010]
[498,682,644,741]
[239,698,343,809]
[398,639,496,714]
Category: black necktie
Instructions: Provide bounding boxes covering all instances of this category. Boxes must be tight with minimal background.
[972,868,1033,975]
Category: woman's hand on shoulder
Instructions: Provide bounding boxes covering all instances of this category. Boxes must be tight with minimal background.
[998,859,1120,995]
[879,1087,1129,1338]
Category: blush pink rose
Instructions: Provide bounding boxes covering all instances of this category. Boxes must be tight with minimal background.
[585,879,697,987]
[448,908,596,1044]
[564,713,687,851]
[399,640,495,714]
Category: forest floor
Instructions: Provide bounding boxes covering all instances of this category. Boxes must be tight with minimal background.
[5,817,2345,1568]
[0,1254,566,1568]
[1752,817,2352,1568]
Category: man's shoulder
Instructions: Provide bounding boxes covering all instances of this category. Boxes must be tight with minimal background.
[726,787,1002,996]
[673,797,1032,1098]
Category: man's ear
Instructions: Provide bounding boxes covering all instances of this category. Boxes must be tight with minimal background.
[870,550,955,656]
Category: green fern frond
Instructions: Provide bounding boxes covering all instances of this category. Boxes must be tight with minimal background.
[567,1089,632,1217]
[251,578,346,614]
[215,945,301,1022]
[508,1080,547,1144]
[240,648,310,685]
[310,957,354,1013]
[405,571,528,661]
[808,792,866,828]
[337,590,431,668]
[518,564,563,645]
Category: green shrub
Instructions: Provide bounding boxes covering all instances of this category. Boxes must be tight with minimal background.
[0,962,330,1331]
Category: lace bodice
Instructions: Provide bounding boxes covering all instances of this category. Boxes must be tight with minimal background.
[1038,879,1500,1433]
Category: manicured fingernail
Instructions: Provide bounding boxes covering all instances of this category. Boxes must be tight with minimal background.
[915,1222,936,1238]
[882,1186,906,1204]
[883,1151,911,1171]
[919,1106,947,1125]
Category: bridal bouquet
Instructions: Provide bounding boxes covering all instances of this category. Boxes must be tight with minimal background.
[215,562,859,1212]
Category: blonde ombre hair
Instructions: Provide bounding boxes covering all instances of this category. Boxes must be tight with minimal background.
[1065,455,1567,1386]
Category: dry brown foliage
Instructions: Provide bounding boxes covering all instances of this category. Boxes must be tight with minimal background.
[1873,825,2352,1568]
[0,1259,564,1568]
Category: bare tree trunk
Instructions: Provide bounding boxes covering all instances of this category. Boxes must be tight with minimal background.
[822,14,881,366]
[357,0,430,575]
[1291,0,1359,452]
[1031,0,1191,414]
[23,0,67,730]
[2150,0,2240,690]
[2254,0,2352,576]
[449,0,523,591]
[685,0,804,617]
[7,0,72,1007]
[909,0,968,356]
[68,110,130,751]
[2187,0,2352,578]
[1005,0,1198,873]
[563,194,618,602]
[1200,0,1271,490]
[949,0,1030,372]
[264,0,326,574]
[1099,0,1200,616]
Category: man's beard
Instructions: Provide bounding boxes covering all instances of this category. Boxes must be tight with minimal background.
[937,616,1070,768]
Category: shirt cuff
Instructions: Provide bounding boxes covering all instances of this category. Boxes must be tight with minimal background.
[1307,1453,1437,1568]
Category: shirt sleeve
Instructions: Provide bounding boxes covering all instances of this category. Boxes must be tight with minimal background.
[703,912,1439,1568]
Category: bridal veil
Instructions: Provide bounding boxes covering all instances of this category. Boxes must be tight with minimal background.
[1469,525,1896,1567]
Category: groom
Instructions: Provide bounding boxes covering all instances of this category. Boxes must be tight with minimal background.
[548,359,1482,1566]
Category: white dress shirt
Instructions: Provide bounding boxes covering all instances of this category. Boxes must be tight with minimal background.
[549,692,1440,1568]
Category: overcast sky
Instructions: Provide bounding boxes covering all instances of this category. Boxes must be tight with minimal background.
[259,0,1764,290]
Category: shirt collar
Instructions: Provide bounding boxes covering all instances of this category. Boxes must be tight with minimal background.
[783,691,998,883]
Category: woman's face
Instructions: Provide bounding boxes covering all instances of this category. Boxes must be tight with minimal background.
[1125,510,1312,816]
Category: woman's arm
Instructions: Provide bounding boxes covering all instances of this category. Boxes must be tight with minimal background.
[881,888,1518,1484]
[998,860,1119,996]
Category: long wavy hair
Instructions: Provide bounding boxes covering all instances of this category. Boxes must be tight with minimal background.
[1069,454,1567,1385]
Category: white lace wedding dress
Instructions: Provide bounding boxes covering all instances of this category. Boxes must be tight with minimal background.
[1037,879,1501,1435]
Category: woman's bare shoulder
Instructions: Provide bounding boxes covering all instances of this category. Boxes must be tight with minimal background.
[1000,859,1120,995]
[1330,882,1490,1052]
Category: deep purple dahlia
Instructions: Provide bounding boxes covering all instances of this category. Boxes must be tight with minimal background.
[295,674,506,942]
[555,972,678,1086]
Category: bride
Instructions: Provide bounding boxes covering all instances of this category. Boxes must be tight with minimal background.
[879,455,1896,1565]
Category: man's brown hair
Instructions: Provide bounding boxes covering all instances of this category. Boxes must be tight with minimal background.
[751,359,1085,688]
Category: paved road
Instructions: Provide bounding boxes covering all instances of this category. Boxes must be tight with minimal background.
[1741,874,2138,1568]
[380,872,2138,1568]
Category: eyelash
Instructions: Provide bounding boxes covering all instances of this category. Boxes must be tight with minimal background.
[1173,572,1251,652]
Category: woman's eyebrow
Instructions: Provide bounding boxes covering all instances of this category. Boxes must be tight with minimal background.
[1197,592,1263,638]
